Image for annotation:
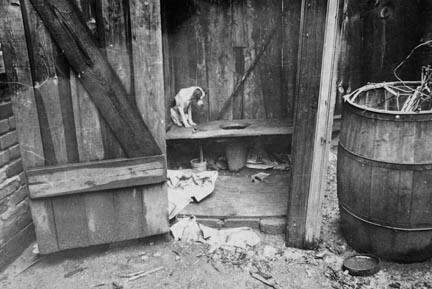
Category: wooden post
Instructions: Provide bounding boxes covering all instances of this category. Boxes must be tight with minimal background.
[286,0,340,248]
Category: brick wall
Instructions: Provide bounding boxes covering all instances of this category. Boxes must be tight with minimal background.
[0,101,34,271]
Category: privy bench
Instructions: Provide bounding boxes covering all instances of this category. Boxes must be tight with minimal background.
[166,117,340,141]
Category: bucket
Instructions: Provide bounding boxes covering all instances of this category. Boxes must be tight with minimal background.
[225,140,248,171]
[190,158,207,172]
[338,81,432,262]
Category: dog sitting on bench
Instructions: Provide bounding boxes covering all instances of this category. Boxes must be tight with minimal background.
[170,86,206,127]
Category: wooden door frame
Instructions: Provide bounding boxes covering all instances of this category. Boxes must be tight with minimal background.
[286,0,341,248]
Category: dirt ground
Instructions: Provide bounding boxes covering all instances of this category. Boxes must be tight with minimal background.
[1,140,432,289]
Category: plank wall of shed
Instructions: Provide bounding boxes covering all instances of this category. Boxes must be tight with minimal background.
[162,0,301,123]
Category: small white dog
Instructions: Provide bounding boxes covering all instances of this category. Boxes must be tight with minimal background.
[170,86,206,127]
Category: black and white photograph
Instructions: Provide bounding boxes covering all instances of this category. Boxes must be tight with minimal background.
[0,0,432,288]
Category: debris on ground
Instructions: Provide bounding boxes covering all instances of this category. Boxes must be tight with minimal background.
[246,163,275,170]
[170,216,261,252]
[204,226,261,251]
[167,170,218,218]
[32,244,39,255]
[246,145,279,170]
[251,172,270,183]
[64,267,87,278]
[207,156,228,171]
[170,216,202,241]
[111,281,123,289]
[64,266,87,278]
[119,266,164,282]
[246,149,291,171]
[262,245,278,260]
[6,142,432,289]
[250,271,280,288]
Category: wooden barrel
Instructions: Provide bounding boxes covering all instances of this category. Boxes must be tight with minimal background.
[338,82,432,262]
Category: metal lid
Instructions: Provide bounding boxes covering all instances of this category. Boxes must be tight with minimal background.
[342,254,381,276]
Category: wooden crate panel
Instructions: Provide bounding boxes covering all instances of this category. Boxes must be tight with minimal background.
[2,0,169,254]
[28,155,166,199]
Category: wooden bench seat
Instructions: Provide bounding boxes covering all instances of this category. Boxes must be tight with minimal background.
[166,117,340,140]
[166,118,292,140]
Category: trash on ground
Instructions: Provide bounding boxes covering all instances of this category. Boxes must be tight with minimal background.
[251,172,270,183]
[32,244,39,255]
[273,163,290,171]
[207,156,228,171]
[170,216,202,241]
[16,257,42,276]
[111,281,123,289]
[246,148,289,170]
[170,216,260,252]
[246,163,275,170]
[167,170,218,219]
[207,227,261,251]
[119,266,164,282]
[342,254,380,276]
[64,266,87,278]
[250,271,280,288]
[262,245,278,259]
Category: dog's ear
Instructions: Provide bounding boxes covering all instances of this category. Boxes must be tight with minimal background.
[192,88,203,100]
[192,87,207,100]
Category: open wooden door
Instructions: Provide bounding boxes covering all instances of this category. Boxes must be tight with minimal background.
[0,0,168,253]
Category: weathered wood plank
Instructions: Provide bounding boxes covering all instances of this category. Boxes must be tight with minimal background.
[70,73,105,161]
[255,0,282,119]
[113,187,145,241]
[242,0,265,120]
[207,1,235,120]
[129,0,169,238]
[0,1,45,169]
[181,175,289,218]
[281,0,301,119]
[286,0,332,248]
[94,0,127,159]
[130,0,166,151]
[52,194,89,249]
[98,0,132,95]
[142,183,169,236]
[0,0,59,254]
[191,0,209,123]
[28,155,166,199]
[303,0,341,246]
[27,199,58,254]
[29,0,161,157]
[161,0,176,128]
[20,0,69,166]
[231,0,246,120]
[167,117,341,140]
[167,118,291,140]
[83,191,116,245]
[52,46,80,163]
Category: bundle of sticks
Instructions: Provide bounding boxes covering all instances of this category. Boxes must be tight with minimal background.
[400,66,432,112]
